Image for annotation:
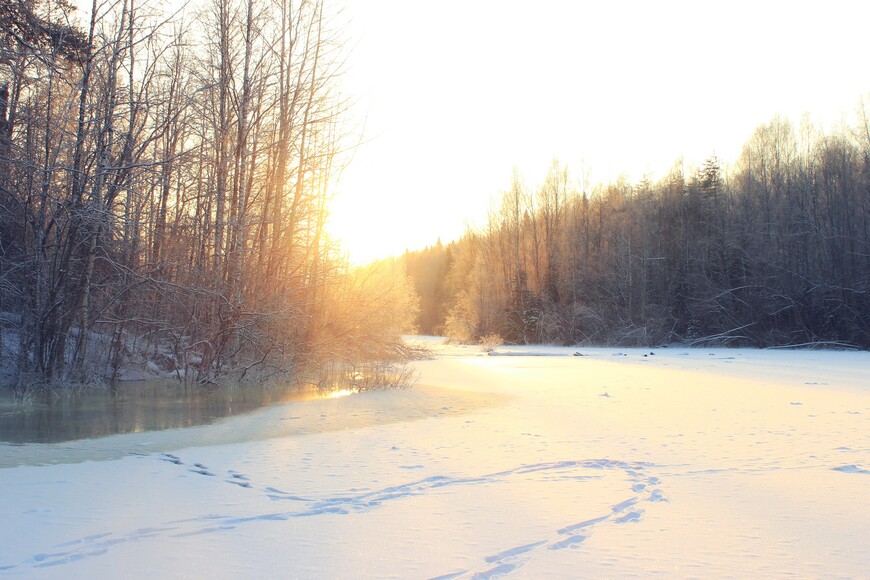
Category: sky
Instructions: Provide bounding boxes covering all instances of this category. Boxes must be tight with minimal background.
[328,0,870,264]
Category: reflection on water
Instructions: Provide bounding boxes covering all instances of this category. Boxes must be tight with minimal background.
[0,381,331,444]
[0,383,505,469]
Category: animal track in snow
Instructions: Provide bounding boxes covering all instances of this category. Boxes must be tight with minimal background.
[226,470,252,487]
[7,456,667,574]
[832,464,870,474]
[189,463,215,477]
[431,462,667,578]
[159,453,182,465]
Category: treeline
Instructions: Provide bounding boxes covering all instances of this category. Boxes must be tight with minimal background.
[0,0,410,388]
[406,115,870,348]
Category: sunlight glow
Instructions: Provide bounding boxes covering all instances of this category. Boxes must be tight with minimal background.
[330,0,870,263]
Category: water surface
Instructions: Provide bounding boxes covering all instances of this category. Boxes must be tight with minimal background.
[0,380,325,444]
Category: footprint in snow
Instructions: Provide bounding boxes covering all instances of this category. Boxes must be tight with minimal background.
[264,487,311,501]
[226,470,252,487]
[614,510,643,523]
[442,462,667,577]
[38,456,668,575]
[190,463,215,476]
[611,497,638,514]
[484,540,548,564]
[549,535,587,550]
[159,453,183,465]
[832,464,870,475]
[471,562,521,579]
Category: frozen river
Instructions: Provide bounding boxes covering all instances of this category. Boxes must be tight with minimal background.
[1,339,868,577]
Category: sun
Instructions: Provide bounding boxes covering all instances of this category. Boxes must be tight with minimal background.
[328,152,477,265]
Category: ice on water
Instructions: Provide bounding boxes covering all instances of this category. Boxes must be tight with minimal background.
[1,339,868,577]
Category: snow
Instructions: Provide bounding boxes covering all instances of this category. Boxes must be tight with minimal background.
[1,338,868,578]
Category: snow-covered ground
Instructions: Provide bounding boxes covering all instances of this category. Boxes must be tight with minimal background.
[1,338,868,578]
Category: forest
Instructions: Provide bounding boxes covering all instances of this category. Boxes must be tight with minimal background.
[2,0,869,392]
[405,115,870,349]
[0,0,415,389]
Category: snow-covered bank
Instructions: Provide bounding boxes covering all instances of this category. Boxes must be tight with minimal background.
[1,340,868,577]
